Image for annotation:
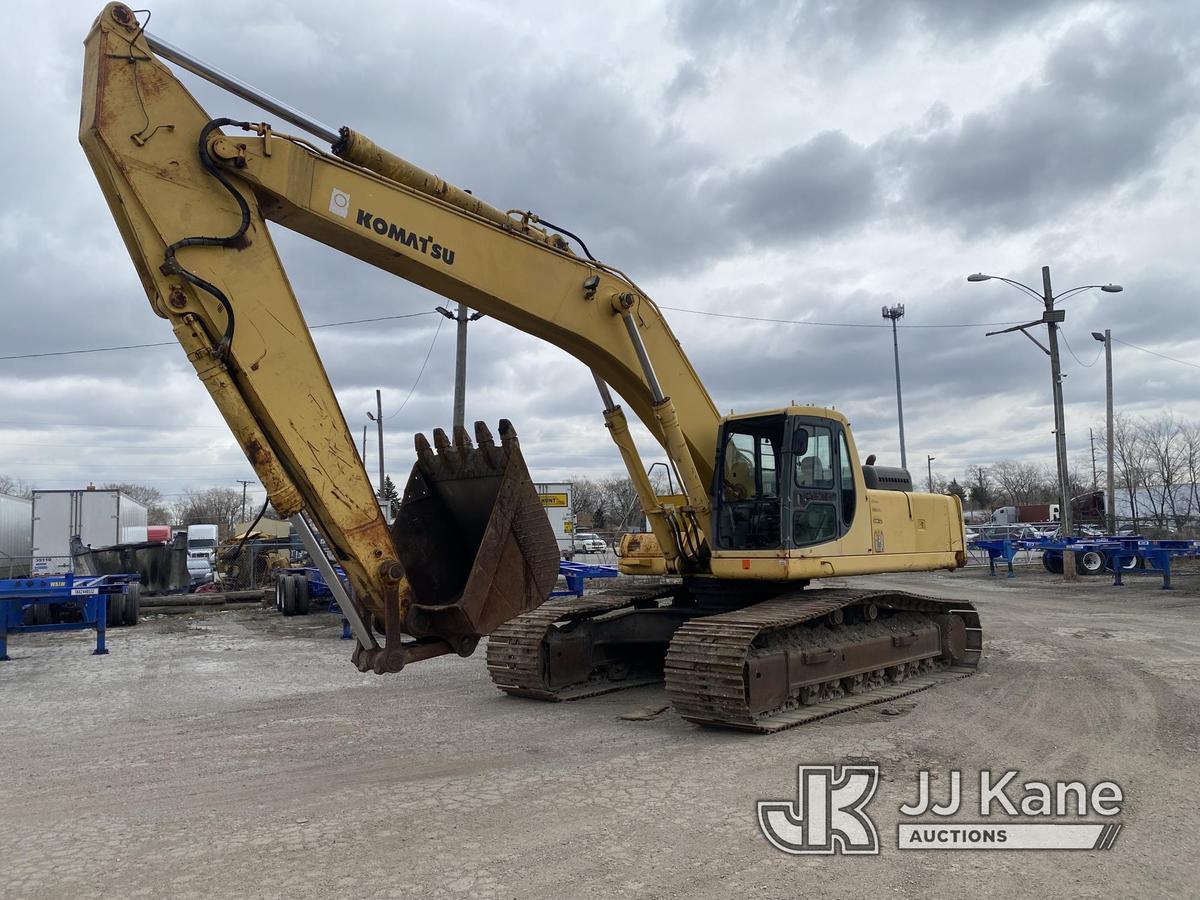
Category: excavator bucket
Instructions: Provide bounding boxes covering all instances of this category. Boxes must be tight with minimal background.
[391,420,560,649]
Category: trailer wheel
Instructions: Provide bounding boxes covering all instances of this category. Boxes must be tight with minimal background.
[123,584,140,626]
[280,575,298,616]
[274,577,285,612]
[1042,552,1064,574]
[1079,550,1106,575]
[107,593,126,627]
[293,575,311,615]
[32,603,51,625]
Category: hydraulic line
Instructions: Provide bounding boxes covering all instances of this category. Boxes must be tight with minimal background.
[160,117,254,359]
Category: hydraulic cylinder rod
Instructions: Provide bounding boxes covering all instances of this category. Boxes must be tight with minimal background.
[145,33,341,144]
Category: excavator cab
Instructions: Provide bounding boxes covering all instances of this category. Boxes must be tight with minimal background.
[714,412,856,552]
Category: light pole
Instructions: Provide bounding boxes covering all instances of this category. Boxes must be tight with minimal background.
[926,455,935,493]
[366,389,384,497]
[969,268,1122,577]
[436,304,486,431]
[1092,329,1115,535]
[881,304,908,469]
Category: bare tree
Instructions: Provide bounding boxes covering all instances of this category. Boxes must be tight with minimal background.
[1141,414,1188,529]
[0,475,32,499]
[1105,414,1146,533]
[174,488,244,538]
[100,482,172,524]
[600,476,643,531]
[990,460,1048,505]
[569,476,603,528]
[965,466,993,511]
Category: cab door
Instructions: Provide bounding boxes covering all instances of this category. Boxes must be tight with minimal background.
[788,418,856,550]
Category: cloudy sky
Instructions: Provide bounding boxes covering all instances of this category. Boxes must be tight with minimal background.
[2,0,1197,510]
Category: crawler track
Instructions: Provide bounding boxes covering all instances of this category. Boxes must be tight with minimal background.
[664,588,981,733]
[485,585,680,700]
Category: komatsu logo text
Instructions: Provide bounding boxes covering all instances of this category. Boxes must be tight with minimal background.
[355,209,456,265]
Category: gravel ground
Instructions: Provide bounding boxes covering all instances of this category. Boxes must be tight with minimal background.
[1,566,1197,899]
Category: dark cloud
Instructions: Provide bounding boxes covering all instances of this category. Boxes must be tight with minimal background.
[663,60,708,107]
[670,0,1088,62]
[882,19,1198,234]
[711,131,880,242]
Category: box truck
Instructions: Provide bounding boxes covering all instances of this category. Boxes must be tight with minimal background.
[31,489,148,575]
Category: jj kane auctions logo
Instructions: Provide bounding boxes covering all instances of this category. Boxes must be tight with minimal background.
[759,765,1124,853]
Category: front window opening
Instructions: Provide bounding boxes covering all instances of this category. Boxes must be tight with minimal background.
[717,419,783,549]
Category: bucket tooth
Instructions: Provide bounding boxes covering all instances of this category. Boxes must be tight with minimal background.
[414,432,433,460]
[433,427,452,453]
[498,418,517,448]
[474,420,494,447]
[474,421,499,468]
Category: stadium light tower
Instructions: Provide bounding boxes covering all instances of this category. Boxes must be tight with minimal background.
[881,304,908,469]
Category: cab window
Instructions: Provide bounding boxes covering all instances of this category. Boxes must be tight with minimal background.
[792,424,837,546]
[716,418,783,549]
[839,430,856,527]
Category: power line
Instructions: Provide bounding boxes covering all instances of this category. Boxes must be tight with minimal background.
[1112,337,1200,371]
[0,310,439,361]
[1060,331,1101,368]
[386,316,445,420]
[658,305,1028,329]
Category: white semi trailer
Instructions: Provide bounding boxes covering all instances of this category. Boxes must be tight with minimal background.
[0,493,33,577]
[31,489,148,575]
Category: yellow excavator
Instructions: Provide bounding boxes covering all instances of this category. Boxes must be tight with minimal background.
[80,5,981,732]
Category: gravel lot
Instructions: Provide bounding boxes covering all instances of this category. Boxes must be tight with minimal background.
[1,566,1197,899]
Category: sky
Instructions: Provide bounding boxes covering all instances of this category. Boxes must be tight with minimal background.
[1,0,1197,510]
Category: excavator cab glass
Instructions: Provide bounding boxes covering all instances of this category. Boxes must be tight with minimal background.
[715,415,785,549]
[715,414,857,551]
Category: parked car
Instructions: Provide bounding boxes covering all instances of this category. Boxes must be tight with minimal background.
[574,532,607,553]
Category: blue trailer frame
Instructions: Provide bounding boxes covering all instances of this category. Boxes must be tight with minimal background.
[277,565,354,638]
[969,535,1199,589]
[553,560,619,597]
[0,573,139,661]
[275,560,620,642]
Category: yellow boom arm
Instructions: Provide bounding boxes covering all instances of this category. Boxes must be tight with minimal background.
[80,5,721,653]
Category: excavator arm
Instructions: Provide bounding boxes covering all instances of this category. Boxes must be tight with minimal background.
[80,5,720,669]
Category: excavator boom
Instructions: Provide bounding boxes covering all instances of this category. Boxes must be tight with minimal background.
[80,4,719,668]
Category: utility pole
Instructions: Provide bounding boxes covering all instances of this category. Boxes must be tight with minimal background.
[881,304,908,469]
[1089,428,1098,490]
[926,455,935,493]
[1093,329,1115,535]
[366,390,384,497]
[236,479,253,522]
[970,267,1122,581]
[1041,266,1073,548]
[437,304,486,431]
[361,425,368,466]
[453,302,468,431]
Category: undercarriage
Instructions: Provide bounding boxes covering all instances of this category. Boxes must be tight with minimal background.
[485,581,981,732]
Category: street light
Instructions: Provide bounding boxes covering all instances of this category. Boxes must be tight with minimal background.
[881,304,907,469]
[926,455,935,493]
[968,266,1123,577]
[1092,329,1115,535]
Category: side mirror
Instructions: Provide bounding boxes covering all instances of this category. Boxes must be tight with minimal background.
[793,430,809,455]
